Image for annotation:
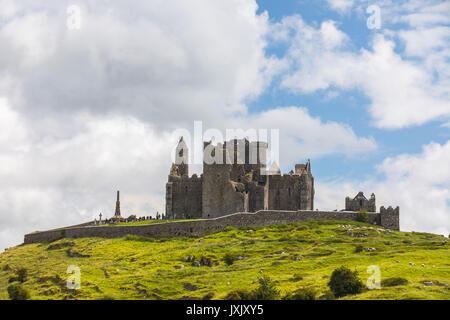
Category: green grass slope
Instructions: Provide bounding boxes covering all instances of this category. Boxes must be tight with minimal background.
[0,220,449,300]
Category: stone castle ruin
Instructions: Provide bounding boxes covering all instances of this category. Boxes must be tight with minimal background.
[345,191,376,212]
[165,137,314,219]
[23,137,400,244]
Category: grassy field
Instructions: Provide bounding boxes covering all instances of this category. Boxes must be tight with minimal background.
[0,220,448,300]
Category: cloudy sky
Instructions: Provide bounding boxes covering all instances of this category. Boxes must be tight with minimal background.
[0,0,449,250]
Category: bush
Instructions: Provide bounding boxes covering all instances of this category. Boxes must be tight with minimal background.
[226,276,280,300]
[202,292,215,300]
[356,210,368,223]
[354,245,364,253]
[7,284,30,300]
[17,268,28,283]
[249,276,280,300]
[223,253,236,266]
[283,287,316,300]
[8,268,28,283]
[328,266,364,298]
[381,277,408,287]
[224,290,250,300]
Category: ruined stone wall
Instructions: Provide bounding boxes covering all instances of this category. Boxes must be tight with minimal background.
[268,175,301,210]
[268,173,314,211]
[202,163,245,218]
[24,209,398,244]
[345,192,376,212]
[380,206,400,231]
[247,181,267,212]
[166,175,202,219]
[166,138,315,220]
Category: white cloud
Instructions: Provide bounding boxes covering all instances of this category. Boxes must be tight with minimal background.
[231,106,376,168]
[0,0,20,20]
[0,0,280,128]
[0,98,176,250]
[316,140,450,236]
[326,0,355,14]
[0,0,278,250]
[275,13,450,129]
[392,1,450,27]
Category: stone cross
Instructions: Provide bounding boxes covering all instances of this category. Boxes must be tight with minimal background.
[99,212,102,221]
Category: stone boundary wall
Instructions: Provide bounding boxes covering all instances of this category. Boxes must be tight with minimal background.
[23,210,396,244]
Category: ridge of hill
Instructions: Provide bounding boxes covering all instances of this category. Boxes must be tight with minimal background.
[0,220,448,300]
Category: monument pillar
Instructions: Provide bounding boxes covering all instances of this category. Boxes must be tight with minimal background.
[114,190,121,217]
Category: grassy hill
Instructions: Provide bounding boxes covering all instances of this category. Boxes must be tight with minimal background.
[0,220,449,300]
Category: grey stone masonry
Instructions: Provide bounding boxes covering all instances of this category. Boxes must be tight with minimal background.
[380,206,400,231]
[24,209,399,244]
[166,137,314,220]
[114,190,121,217]
[345,191,376,212]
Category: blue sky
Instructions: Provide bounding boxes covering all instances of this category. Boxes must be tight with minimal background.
[250,0,449,181]
[0,0,448,249]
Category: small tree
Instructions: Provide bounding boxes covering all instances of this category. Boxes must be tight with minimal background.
[7,284,30,300]
[225,275,281,300]
[356,209,368,223]
[328,266,364,297]
[17,268,27,283]
[283,287,316,300]
[250,276,280,300]
[223,253,236,266]
[225,290,250,300]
